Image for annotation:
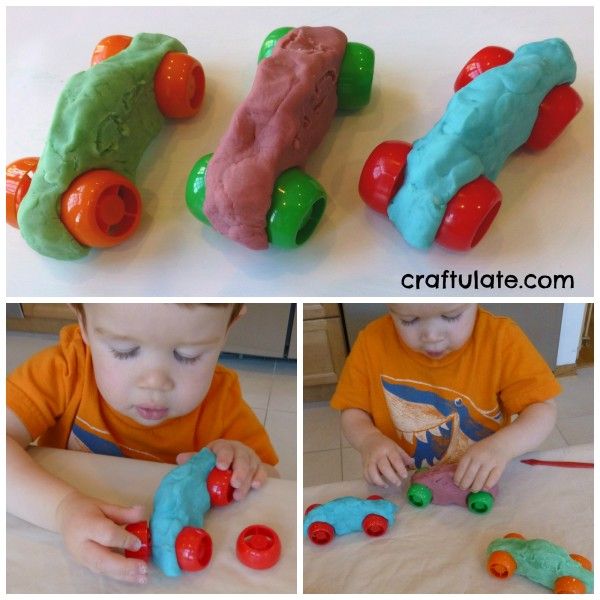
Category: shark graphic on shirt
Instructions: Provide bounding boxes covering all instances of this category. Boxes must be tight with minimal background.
[381,376,504,467]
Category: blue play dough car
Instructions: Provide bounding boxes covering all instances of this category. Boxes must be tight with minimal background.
[359,38,583,251]
[304,495,398,544]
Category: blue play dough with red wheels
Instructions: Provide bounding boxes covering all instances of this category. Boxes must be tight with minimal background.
[388,38,577,249]
[150,448,216,576]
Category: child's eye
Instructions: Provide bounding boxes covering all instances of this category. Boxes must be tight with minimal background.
[442,314,462,322]
[400,318,418,326]
[110,347,139,360]
[174,350,200,365]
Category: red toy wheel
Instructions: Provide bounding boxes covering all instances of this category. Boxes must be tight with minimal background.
[175,526,212,571]
[91,35,133,66]
[554,576,586,594]
[367,495,383,500]
[236,524,282,570]
[307,521,335,545]
[125,521,152,561]
[304,503,321,516]
[487,550,517,579]
[60,169,142,248]
[362,514,388,537]
[454,46,514,92]
[6,156,39,228]
[435,176,502,251]
[206,467,234,507]
[359,141,412,214]
[524,84,583,151]
[154,52,205,118]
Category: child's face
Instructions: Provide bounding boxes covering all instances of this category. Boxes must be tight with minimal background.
[389,303,477,359]
[78,304,233,426]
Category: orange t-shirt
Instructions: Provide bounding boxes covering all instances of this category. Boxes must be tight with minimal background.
[331,308,561,468]
[7,325,278,465]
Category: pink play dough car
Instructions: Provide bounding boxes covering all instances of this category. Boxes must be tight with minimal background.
[186,26,375,250]
[407,463,499,514]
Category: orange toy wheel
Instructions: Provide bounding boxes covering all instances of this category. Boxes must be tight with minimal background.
[487,550,517,579]
[569,554,592,571]
[6,156,39,227]
[154,52,205,118]
[60,169,141,248]
[504,532,525,540]
[91,35,133,65]
[554,575,586,594]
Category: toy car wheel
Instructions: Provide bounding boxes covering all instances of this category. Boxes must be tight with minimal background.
[569,554,592,571]
[487,550,517,579]
[435,176,502,251]
[307,521,335,545]
[206,467,234,506]
[257,27,293,62]
[125,521,152,561]
[175,526,212,571]
[267,168,327,248]
[236,524,282,569]
[337,42,375,111]
[359,141,412,214]
[504,532,525,540]
[524,84,583,151]
[154,52,205,118]
[186,153,213,225]
[6,156,39,228]
[91,35,133,66]
[466,490,494,514]
[367,495,383,500]
[407,483,433,508]
[554,576,586,594]
[304,503,321,516]
[362,514,388,537]
[454,46,514,92]
[60,169,142,248]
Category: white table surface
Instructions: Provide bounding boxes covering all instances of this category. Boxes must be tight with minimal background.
[303,444,593,593]
[7,6,593,297]
[7,447,297,593]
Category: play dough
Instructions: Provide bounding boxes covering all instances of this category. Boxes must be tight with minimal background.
[303,496,397,537]
[17,33,185,260]
[203,26,347,250]
[150,448,216,577]
[387,38,577,249]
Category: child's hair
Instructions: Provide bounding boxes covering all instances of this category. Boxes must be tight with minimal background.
[70,303,244,327]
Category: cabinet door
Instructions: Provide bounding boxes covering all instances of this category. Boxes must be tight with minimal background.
[304,317,347,386]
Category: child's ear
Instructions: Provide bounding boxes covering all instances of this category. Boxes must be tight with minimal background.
[69,304,89,345]
[229,304,247,327]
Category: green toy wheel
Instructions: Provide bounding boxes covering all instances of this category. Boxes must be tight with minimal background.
[258,27,293,62]
[185,153,213,225]
[337,42,375,111]
[267,168,327,248]
[467,490,494,514]
[407,483,433,508]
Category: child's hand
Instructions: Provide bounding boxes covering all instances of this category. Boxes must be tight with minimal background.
[55,490,148,584]
[359,430,414,488]
[454,436,509,492]
[206,439,267,501]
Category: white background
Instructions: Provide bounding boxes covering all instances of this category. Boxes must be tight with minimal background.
[6,6,593,296]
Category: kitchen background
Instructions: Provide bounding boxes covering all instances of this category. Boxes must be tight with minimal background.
[304,303,593,486]
[6,303,297,480]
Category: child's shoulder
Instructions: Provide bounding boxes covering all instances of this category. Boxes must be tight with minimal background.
[475,308,524,341]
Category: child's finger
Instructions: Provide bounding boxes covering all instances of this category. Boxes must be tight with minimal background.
[212,442,235,470]
[231,452,252,489]
[453,456,471,488]
[457,460,480,490]
[82,539,148,584]
[251,465,268,489]
[89,514,143,552]
[368,462,388,488]
[100,503,146,527]
[175,452,195,465]
[388,451,409,480]
[470,465,490,493]
[482,465,503,491]
[378,457,402,487]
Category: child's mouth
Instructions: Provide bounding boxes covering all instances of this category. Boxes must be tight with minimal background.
[424,349,445,358]
[135,406,169,421]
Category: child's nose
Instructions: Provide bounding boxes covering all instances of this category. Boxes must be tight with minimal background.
[138,369,175,392]
[421,326,443,342]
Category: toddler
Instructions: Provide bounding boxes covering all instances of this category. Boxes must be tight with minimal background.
[332,303,559,493]
[7,303,279,584]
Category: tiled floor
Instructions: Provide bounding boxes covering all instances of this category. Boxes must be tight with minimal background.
[6,331,297,480]
[304,366,594,487]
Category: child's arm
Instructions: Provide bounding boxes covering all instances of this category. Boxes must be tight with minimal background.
[341,408,414,487]
[454,399,557,492]
[7,409,148,584]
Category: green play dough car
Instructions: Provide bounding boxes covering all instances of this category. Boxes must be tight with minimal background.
[487,533,593,593]
[6,32,204,260]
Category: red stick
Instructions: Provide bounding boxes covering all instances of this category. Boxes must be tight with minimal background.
[521,459,593,469]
